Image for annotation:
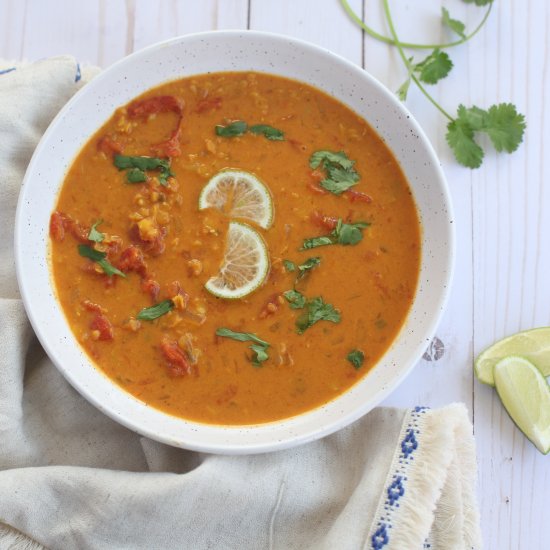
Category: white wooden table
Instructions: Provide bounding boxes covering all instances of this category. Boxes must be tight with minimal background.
[1,1,548,548]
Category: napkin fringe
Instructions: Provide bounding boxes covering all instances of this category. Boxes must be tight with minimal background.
[367,404,480,550]
[0,522,45,550]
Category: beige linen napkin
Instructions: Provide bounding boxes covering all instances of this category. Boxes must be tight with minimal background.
[0,57,482,550]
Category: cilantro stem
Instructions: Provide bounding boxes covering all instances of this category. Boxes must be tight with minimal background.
[340,0,493,51]
[382,0,455,123]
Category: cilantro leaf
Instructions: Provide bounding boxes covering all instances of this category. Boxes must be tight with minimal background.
[447,103,526,168]
[215,121,247,137]
[283,260,296,272]
[249,124,284,141]
[283,289,307,309]
[309,150,360,195]
[441,7,466,39]
[347,349,365,370]
[396,77,412,101]
[215,328,270,367]
[301,220,370,250]
[137,299,174,321]
[296,296,341,334]
[463,0,492,5]
[249,344,269,367]
[88,220,105,243]
[114,155,173,186]
[446,118,484,169]
[301,235,335,250]
[336,220,369,245]
[484,103,527,153]
[127,168,147,183]
[77,244,126,278]
[414,49,453,84]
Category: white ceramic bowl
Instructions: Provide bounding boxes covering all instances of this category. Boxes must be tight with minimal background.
[15,31,454,454]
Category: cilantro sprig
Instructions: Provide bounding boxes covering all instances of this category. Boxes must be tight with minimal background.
[215,328,271,367]
[301,219,370,250]
[341,0,526,168]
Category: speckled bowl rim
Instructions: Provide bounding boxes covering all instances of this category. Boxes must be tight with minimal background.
[15,30,454,454]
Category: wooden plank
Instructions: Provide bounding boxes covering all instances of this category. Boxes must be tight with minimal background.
[0,0,128,67]
[249,0,363,66]
[472,0,550,547]
[133,0,248,52]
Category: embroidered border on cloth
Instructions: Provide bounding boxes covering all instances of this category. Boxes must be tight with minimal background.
[368,406,429,550]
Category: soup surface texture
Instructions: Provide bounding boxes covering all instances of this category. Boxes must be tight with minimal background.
[50,72,421,425]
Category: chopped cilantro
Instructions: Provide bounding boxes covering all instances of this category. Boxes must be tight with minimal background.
[347,349,365,370]
[301,219,370,250]
[295,296,341,334]
[137,299,174,321]
[215,327,270,367]
[283,289,307,309]
[284,257,321,282]
[249,124,284,141]
[309,150,360,195]
[88,220,105,243]
[215,121,285,141]
[113,155,173,186]
[78,244,126,278]
[215,120,247,137]
[283,260,296,272]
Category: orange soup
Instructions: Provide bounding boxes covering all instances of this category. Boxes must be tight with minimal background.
[49,72,421,425]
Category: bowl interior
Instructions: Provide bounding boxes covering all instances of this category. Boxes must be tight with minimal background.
[15,31,453,454]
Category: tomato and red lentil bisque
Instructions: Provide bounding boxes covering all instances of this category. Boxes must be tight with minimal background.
[49,71,421,425]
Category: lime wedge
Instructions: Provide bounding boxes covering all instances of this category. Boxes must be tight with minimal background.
[199,170,274,230]
[205,221,269,299]
[475,327,550,386]
[494,356,550,454]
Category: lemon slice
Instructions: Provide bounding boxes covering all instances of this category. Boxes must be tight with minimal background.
[199,170,274,229]
[205,221,269,299]
[475,327,550,386]
[494,356,550,454]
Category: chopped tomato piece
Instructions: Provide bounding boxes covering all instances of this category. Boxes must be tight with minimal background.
[160,339,193,377]
[310,210,339,231]
[195,96,222,113]
[307,181,328,195]
[50,211,89,243]
[344,189,373,203]
[82,299,106,313]
[150,116,183,157]
[90,313,114,341]
[127,95,183,117]
[97,135,123,156]
[49,211,65,241]
[141,278,160,301]
[126,96,184,158]
[118,245,148,277]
